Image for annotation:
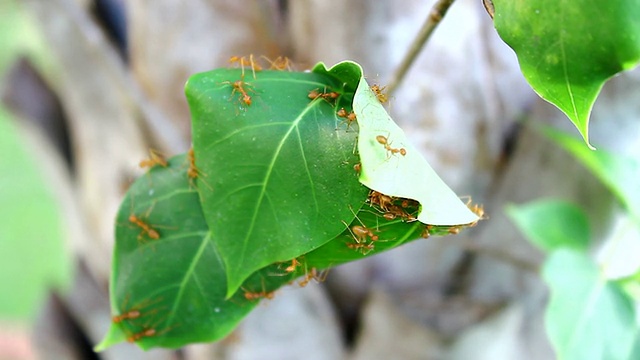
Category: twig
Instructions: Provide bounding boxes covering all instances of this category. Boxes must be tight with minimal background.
[386,0,457,97]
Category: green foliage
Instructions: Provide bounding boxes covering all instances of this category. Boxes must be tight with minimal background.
[0,107,71,320]
[493,0,640,148]
[509,130,640,360]
[543,249,638,360]
[506,200,590,252]
[540,126,640,223]
[99,61,478,350]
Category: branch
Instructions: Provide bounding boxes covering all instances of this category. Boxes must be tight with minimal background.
[386,0,457,96]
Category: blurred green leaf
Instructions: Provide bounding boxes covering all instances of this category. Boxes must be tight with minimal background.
[541,126,640,223]
[493,0,640,148]
[506,199,590,253]
[543,249,637,360]
[186,64,368,297]
[0,108,70,320]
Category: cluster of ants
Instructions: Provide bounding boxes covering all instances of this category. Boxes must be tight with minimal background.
[339,191,422,256]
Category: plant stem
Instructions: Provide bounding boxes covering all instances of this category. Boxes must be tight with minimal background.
[386,0,457,97]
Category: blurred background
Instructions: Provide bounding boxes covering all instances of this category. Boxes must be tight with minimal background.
[1,0,638,359]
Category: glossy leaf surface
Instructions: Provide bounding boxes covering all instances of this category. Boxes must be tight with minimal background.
[493,0,640,147]
[186,66,368,296]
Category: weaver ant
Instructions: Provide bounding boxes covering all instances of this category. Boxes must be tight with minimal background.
[376,135,406,157]
[262,55,294,71]
[336,107,357,130]
[187,147,212,190]
[242,278,275,301]
[298,267,329,287]
[139,149,168,170]
[346,241,375,255]
[228,54,262,79]
[128,201,160,242]
[112,296,162,324]
[223,79,255,107]
[308,88,340,102]
[371,84,388,104]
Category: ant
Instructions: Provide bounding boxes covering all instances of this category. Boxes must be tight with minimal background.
[448,226,461,235]
[421,225,433,239]
[112,296,162,324]
[139,149,168,170]
[342,206,379,243]
[262,55,294,71]
[384,204,417,222]
[128,202,160,242]
[308,88,340,102]
[368,190,394,212]
[336,107,357,130]
[346,241,375,255]
[298,267,328,287]
[370,84,388,104]
[127,327,157,343]
[223,79,254,107]
[284,258,301,273]
[376,135,406,157]
[228,54,262,79]
[353,163,361,173]
[187,147,212,190]
[242,278,275,301]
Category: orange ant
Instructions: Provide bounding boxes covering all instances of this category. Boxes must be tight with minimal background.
[112,296,162,324]
[298,267,329,287]
[187,147,212,190]
[368,190,394,212]
[353,163,361,173]
[336,107,357,130]
[129,202,160,242]
[127,327,157,343]
[346,241,375,255]
[448,226,461,235]
[223,79,254,107]
[284,258,301,273]
[376,135,406,157]
[342,206,379,243]
[242,278,276,301]
[421,225,433,239]
[139,149,168,170]
[228,54,262,79]
[371,84,388,104]
[262,55,294,71]
[308,88,340,102]
[384,204,417,222]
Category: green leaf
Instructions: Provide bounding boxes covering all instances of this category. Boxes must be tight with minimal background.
[0,107,71,320]
[493,0,640,148]
[97,154,300,350]
[506,199,590,253]
[542,249,637,360]
[186,65,368,297]
[353,77,479,225]
[540,126,640,223]
[99,153,454,350]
